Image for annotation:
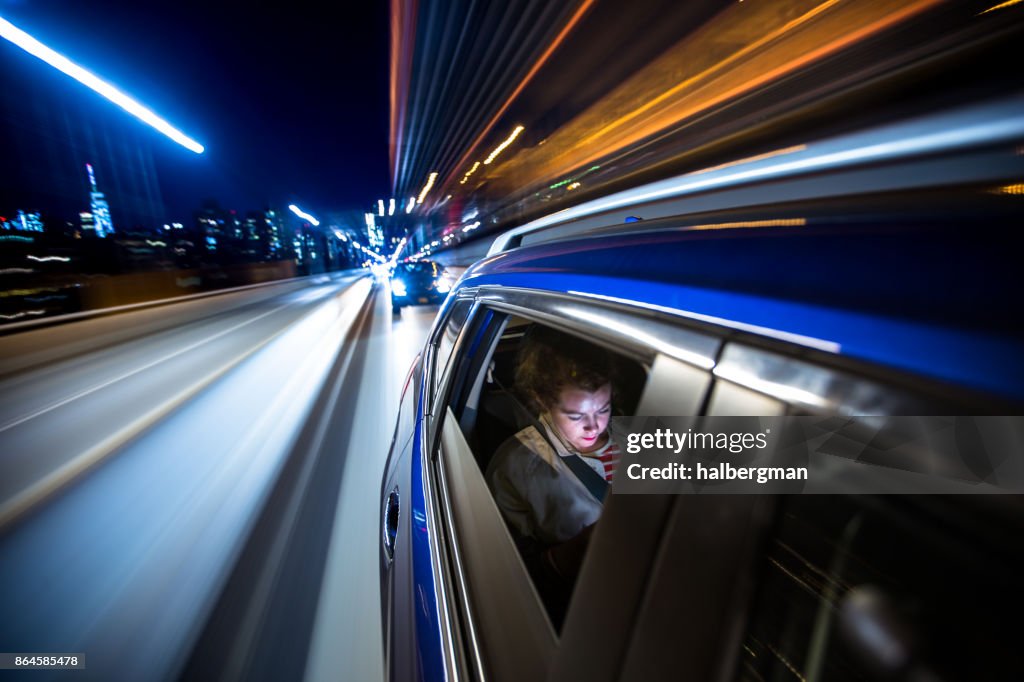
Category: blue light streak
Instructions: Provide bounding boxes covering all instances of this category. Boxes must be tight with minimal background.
[0,16,205,154]
[288,204,320,226]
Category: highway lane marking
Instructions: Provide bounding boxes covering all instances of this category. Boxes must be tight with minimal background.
[0,280,372,530]
[218,283,376,681]
[0,282,352,434]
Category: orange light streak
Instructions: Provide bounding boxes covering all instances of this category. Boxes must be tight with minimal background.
[683,218,806,231]
[687,145,806,176]
[442,0,597,195]
[516,0,941,190]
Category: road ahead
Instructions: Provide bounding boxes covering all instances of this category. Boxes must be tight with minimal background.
[0,274,438,682]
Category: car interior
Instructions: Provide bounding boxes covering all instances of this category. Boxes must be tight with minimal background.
[445,311,649,625]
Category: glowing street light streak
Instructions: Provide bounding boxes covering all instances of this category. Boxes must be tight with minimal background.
[417,172,439,204]
[980,0,1023,14]
[460,161,481,184]
[389,236,407,261]
[27,255,71,262]
[0,17,205,154]
[388,198,396,216]
[288,204,320,226]
[406,197,416,213]
[484,125,525,165]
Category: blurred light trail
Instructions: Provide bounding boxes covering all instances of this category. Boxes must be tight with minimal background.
[417,171,438,204]
[389,236,407,261]
[489,95,1024,255]
[437,0,597,192]
[27,255,71,262]
[377,199,385,216]
[288,204,320,226]
[980,0,1023,14]
[689,146,806,176]
[0,16,205,154]
[683,218,807,231]
[460,161,481,185]
[388,198,396,216]
[498,0,940,192]
[405,197,415,213]
[484,125,525,165]
[0,310,44,320]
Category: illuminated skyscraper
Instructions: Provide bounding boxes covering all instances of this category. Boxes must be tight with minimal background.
[85,163,114,238]
[12,210,44,232]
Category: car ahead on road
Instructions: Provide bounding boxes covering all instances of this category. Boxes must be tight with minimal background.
[379,99,1024,682]
[390,260,452,314]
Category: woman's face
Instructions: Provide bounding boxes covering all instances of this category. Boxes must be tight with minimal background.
[549,383,612,453]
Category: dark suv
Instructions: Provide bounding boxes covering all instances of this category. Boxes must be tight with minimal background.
[379,96,1024,682]
[390,260,451,314]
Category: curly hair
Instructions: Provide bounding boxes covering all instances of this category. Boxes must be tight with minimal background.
[514,326,616,414]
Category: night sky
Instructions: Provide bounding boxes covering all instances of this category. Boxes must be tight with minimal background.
[0,0,390,222]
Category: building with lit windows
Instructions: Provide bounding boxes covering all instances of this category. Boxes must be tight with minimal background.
[13,210,44,232]
[85,164,114,238]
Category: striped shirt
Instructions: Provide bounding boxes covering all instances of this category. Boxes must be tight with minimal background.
[592,437,621,482]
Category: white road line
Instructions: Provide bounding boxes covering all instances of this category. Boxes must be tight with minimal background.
[0,281,372,530]
[0,285,340,433]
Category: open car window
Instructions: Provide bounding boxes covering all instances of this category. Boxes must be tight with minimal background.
[439,310,649,629]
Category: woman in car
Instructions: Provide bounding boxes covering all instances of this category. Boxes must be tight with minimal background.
[486,328,621,616]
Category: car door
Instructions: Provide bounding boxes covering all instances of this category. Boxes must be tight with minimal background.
[422,288,723,681]
[381,296,475,682]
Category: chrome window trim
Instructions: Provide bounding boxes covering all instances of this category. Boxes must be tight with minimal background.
[566,290,840,354]
[464,286,720,371]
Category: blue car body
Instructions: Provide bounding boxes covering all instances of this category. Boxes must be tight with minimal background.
[380,99,1024,682]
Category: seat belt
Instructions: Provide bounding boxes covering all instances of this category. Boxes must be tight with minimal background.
[560,449,609,503]
[490,370,609,502]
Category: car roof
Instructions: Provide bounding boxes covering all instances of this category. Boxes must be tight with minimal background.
[459,222,1022,401]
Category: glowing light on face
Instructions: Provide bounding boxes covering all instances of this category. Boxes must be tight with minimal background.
[0,17,204,153]
[549,383,613,454]
[484,125,525,165]
[417,172,439,204]
[288,204,319,226]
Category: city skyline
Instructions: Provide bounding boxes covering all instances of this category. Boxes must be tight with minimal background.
[0,2,390,223]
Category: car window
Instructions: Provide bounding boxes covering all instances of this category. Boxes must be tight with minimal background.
[441,311,649,629]
[398,261,439,277]
[735,494,1024,681]
[431,299,472,399]
[390,361,418,455]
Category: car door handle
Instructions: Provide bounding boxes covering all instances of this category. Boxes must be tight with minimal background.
[383,487,400,562]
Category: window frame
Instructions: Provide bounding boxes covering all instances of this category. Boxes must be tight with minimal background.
[424,287,725,681]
